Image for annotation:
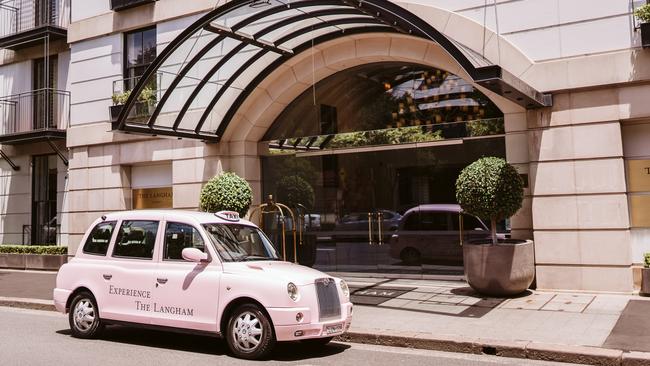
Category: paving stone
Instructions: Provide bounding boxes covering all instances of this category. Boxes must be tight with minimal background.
[500,293,555,310]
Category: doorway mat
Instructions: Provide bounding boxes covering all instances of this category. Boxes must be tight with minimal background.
[603,300,650,352]
[349,286,417,306]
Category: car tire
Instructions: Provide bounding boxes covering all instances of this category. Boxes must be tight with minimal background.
[400,247,422,265]
[68,291,103,339]
[226,304,276,360]
[301,336,334,347]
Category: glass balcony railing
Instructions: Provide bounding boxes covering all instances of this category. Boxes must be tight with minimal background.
[0,0,70,49]
[0,88,70,143]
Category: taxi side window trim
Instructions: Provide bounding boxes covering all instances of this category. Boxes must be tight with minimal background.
[162,221,208,262]
[82,220,118,256]
[111,220,160,260]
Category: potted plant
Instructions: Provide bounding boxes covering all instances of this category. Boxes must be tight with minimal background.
[110,87,158,122]
[110,90,131,121]
[0,245,68,270]
[641,253,650,296]
[636,4,650,48]
[199,172,253,218]
[456,157,534,296]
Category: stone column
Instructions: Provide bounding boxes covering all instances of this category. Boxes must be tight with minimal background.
[528,90,632,292]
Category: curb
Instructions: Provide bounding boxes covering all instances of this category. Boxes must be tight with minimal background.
[3,298,649,365]
[334,332,650,366]
[0,296,56,312]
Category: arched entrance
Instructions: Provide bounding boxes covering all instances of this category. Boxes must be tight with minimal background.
[111,0,550,276]
[260,62,506,274]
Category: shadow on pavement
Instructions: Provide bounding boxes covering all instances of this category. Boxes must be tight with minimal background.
[55,325,350,361]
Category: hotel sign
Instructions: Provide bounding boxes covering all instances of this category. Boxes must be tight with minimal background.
[628,160,650,227]
[132,187,173,209]
[628,160,650,192]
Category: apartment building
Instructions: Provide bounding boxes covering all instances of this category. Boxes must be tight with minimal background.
[2,0,650,293]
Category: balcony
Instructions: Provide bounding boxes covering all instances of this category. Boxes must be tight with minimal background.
[110,0,157,12]
[0,0,69,50]
[109,73,161,124]
[0,88,69,144]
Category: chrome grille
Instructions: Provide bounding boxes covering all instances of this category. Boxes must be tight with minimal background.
[315,278,341,321]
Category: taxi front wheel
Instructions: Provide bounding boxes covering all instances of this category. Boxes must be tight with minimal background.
[226,304,275,360]
[68,292,104,339]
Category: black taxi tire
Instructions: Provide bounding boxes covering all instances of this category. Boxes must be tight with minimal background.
[226,303,276,360]
[68,291,104,339]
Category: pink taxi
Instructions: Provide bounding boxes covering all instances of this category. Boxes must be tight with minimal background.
[54,210,353,359]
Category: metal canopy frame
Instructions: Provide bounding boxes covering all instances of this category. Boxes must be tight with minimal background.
[114,0,551,142]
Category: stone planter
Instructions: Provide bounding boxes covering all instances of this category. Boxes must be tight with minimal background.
[463,240,535,297]
[24,254,68,271]
[0,254,67,270]
[0,253,27,269]
[642,23,650,49]
[641,268,650,296]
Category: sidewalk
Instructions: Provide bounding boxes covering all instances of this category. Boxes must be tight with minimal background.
[2,269,650,365]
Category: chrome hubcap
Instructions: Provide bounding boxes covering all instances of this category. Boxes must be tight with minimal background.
[232,311,262,351]
[73,299,96,331]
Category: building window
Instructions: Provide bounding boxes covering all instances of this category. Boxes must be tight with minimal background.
[124,27,156,90]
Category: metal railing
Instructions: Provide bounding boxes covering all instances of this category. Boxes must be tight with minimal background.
[0,0,70,38]
[0,88,70,135]
[112,73,161,121]
[110,0,157,11]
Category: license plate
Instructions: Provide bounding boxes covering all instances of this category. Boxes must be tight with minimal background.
[324,323,344,335]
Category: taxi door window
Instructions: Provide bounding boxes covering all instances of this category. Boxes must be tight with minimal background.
[82,221,116,256]
[112,220,159,259]
[419,212,449,231]
[163,222,205,261]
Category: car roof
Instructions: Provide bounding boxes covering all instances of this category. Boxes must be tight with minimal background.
[99,210,257,226]
[404,204,462,215]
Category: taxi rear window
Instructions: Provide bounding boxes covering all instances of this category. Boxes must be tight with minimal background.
[82,221,116,256]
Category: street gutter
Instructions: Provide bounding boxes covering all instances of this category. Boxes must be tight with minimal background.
[2,297,649,366]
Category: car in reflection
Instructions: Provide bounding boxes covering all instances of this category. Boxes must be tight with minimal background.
[388,204,493,266]
[335,210,402,232]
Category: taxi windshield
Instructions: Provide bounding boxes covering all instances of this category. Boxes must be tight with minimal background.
[202,223,280,262]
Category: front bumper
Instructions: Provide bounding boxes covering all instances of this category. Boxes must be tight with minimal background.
[53,288,72,313]
[269,302,353,341]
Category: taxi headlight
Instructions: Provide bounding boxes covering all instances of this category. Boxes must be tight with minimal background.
[340,279,350,300]
[287,282,300,302]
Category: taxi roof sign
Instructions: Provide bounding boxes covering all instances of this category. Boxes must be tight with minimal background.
[215,211,240,222]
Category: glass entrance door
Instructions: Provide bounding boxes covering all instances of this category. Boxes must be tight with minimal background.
[32,154,58,245]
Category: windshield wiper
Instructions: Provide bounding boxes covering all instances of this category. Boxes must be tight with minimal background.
[239,255,280,262]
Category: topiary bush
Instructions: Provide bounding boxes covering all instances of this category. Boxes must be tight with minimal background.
[276,176,315,210]
[200,172,253,218]
[0,245,68,255]
[456,157,524,244]
[645,253,650,268]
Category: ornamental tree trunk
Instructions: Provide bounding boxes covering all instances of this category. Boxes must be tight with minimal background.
[490,218,498,245]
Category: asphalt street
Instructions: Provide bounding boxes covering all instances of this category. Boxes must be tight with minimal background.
[0,306,584,366]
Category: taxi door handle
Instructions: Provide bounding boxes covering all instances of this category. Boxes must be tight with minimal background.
[102,274,112,280]
[157,278,168,284]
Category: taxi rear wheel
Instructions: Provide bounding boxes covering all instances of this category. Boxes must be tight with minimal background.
[68,292,103,339]
[226,304,275,360]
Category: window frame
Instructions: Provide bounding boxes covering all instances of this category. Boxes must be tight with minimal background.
[161,221,209,263]
[123,26,157,89]
[111,219,161,261]
[82,220,118,257]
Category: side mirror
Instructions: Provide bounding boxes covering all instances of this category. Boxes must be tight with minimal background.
[182,247,209,263]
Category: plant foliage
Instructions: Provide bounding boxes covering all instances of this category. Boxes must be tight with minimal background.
[636,4,650,23]
[456,157,524,243]
[0,245,67,255]
[200,172,253,217]
[276,176,315,210]
[111,86,157,106]
[645,253,650,268]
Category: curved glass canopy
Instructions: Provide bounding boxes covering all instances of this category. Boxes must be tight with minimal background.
[113,0,551,142]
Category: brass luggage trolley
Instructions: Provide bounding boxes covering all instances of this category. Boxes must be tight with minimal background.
[249,195,303,263]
